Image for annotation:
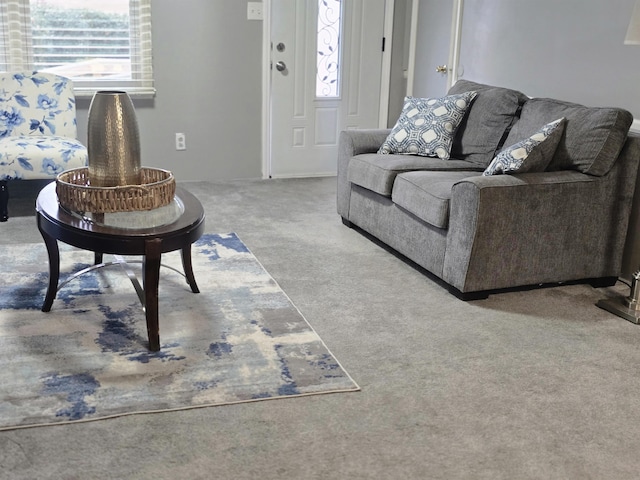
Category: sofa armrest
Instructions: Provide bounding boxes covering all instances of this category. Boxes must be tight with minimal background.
[443,167,632,292]
[452,170,595,189]
[337,129,390,218]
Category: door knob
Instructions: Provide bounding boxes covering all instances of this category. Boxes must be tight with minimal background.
[275,61,287,72]
[435,65,448,74]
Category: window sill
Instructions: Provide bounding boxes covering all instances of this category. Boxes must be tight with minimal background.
[73,87,156,100]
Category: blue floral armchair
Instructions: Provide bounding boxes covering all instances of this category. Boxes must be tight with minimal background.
[0,71,88,221]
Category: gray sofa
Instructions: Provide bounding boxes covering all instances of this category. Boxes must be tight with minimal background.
[337,80,640,299]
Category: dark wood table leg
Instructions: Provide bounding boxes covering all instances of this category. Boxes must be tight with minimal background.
[92,216,105,265]
[37,216,60,312]
[143,238,162,351]
[181,244,200,293]
[0,181,8,222]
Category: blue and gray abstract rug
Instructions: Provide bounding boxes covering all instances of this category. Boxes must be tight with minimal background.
[0,233,359,431]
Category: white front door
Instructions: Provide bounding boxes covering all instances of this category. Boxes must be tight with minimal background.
[267,0,387,178]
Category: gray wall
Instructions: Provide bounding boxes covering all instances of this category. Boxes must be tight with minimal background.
[76,0,264,181]
[455,0,640,118]
[75,1,640,181]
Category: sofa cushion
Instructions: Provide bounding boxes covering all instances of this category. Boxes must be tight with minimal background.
[483,118,565,176]
[505,98,633,176]
[392,171,481,229]
[347,153,484,196]
[379,92,477,160]
[447,80,529,168]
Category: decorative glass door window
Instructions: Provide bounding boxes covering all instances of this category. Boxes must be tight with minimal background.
[316,0,342,98]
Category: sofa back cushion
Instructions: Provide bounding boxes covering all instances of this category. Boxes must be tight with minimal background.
[505,98,633,176]
[447,80,529,167]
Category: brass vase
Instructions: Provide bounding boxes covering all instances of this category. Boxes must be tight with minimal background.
[87,91,141,187]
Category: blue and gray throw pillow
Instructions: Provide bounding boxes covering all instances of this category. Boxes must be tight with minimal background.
[379,92,477,160]
[483,117,566,176]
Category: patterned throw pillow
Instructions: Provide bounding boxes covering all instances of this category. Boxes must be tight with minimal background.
[378,92,477,160]
[483,118,566,176]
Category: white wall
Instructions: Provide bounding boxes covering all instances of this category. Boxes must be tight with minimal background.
[76,1,264,182]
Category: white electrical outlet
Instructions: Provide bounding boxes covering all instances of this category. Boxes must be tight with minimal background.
[175,133,186,151]
[247,2,263,20]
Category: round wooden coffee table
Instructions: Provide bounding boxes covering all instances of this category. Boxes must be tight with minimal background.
[36,182,205,351]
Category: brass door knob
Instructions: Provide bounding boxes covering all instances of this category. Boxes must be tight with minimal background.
[435,65,448,74]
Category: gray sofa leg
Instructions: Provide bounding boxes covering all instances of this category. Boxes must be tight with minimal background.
[588,276,618,288]
[448,285,490,301]
[0,181,7,222]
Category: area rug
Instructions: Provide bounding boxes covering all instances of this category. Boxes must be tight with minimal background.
[0,233,359,431]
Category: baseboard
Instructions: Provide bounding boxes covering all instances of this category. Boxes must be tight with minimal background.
[631,119,640,134]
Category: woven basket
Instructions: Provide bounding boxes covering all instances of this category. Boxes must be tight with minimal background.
[56,167,176,213]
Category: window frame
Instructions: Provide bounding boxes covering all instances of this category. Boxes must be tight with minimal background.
[0,0,155,98]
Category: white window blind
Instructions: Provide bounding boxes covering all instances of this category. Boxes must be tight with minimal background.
[0,0,154,97]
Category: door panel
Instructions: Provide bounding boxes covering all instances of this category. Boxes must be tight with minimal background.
[269,0,386,178]
[411,0,453,98]
[341,0,386,130]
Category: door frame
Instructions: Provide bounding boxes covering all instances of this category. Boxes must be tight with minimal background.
[447,0,465,88]
[261,0,273,179]
[378,0,396,128]
[261,0,465,179]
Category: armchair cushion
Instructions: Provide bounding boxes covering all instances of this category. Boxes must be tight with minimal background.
[0,71,87,182]
[0,135,87,180]
[0,72,87,220]
[0,72,78,139]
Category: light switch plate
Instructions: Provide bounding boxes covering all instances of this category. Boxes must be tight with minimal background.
[247,2,263,21]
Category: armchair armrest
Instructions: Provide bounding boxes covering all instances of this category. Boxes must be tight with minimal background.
[337,129,390,218]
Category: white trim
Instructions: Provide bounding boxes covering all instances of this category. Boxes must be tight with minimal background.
[378,0,395,128]
[631,119,640,134]
[262,0,272,179]
[406,0,419,96]
[447,0,464,89]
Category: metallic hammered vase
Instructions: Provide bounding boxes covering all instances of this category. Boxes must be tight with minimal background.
[87,91,141,187]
